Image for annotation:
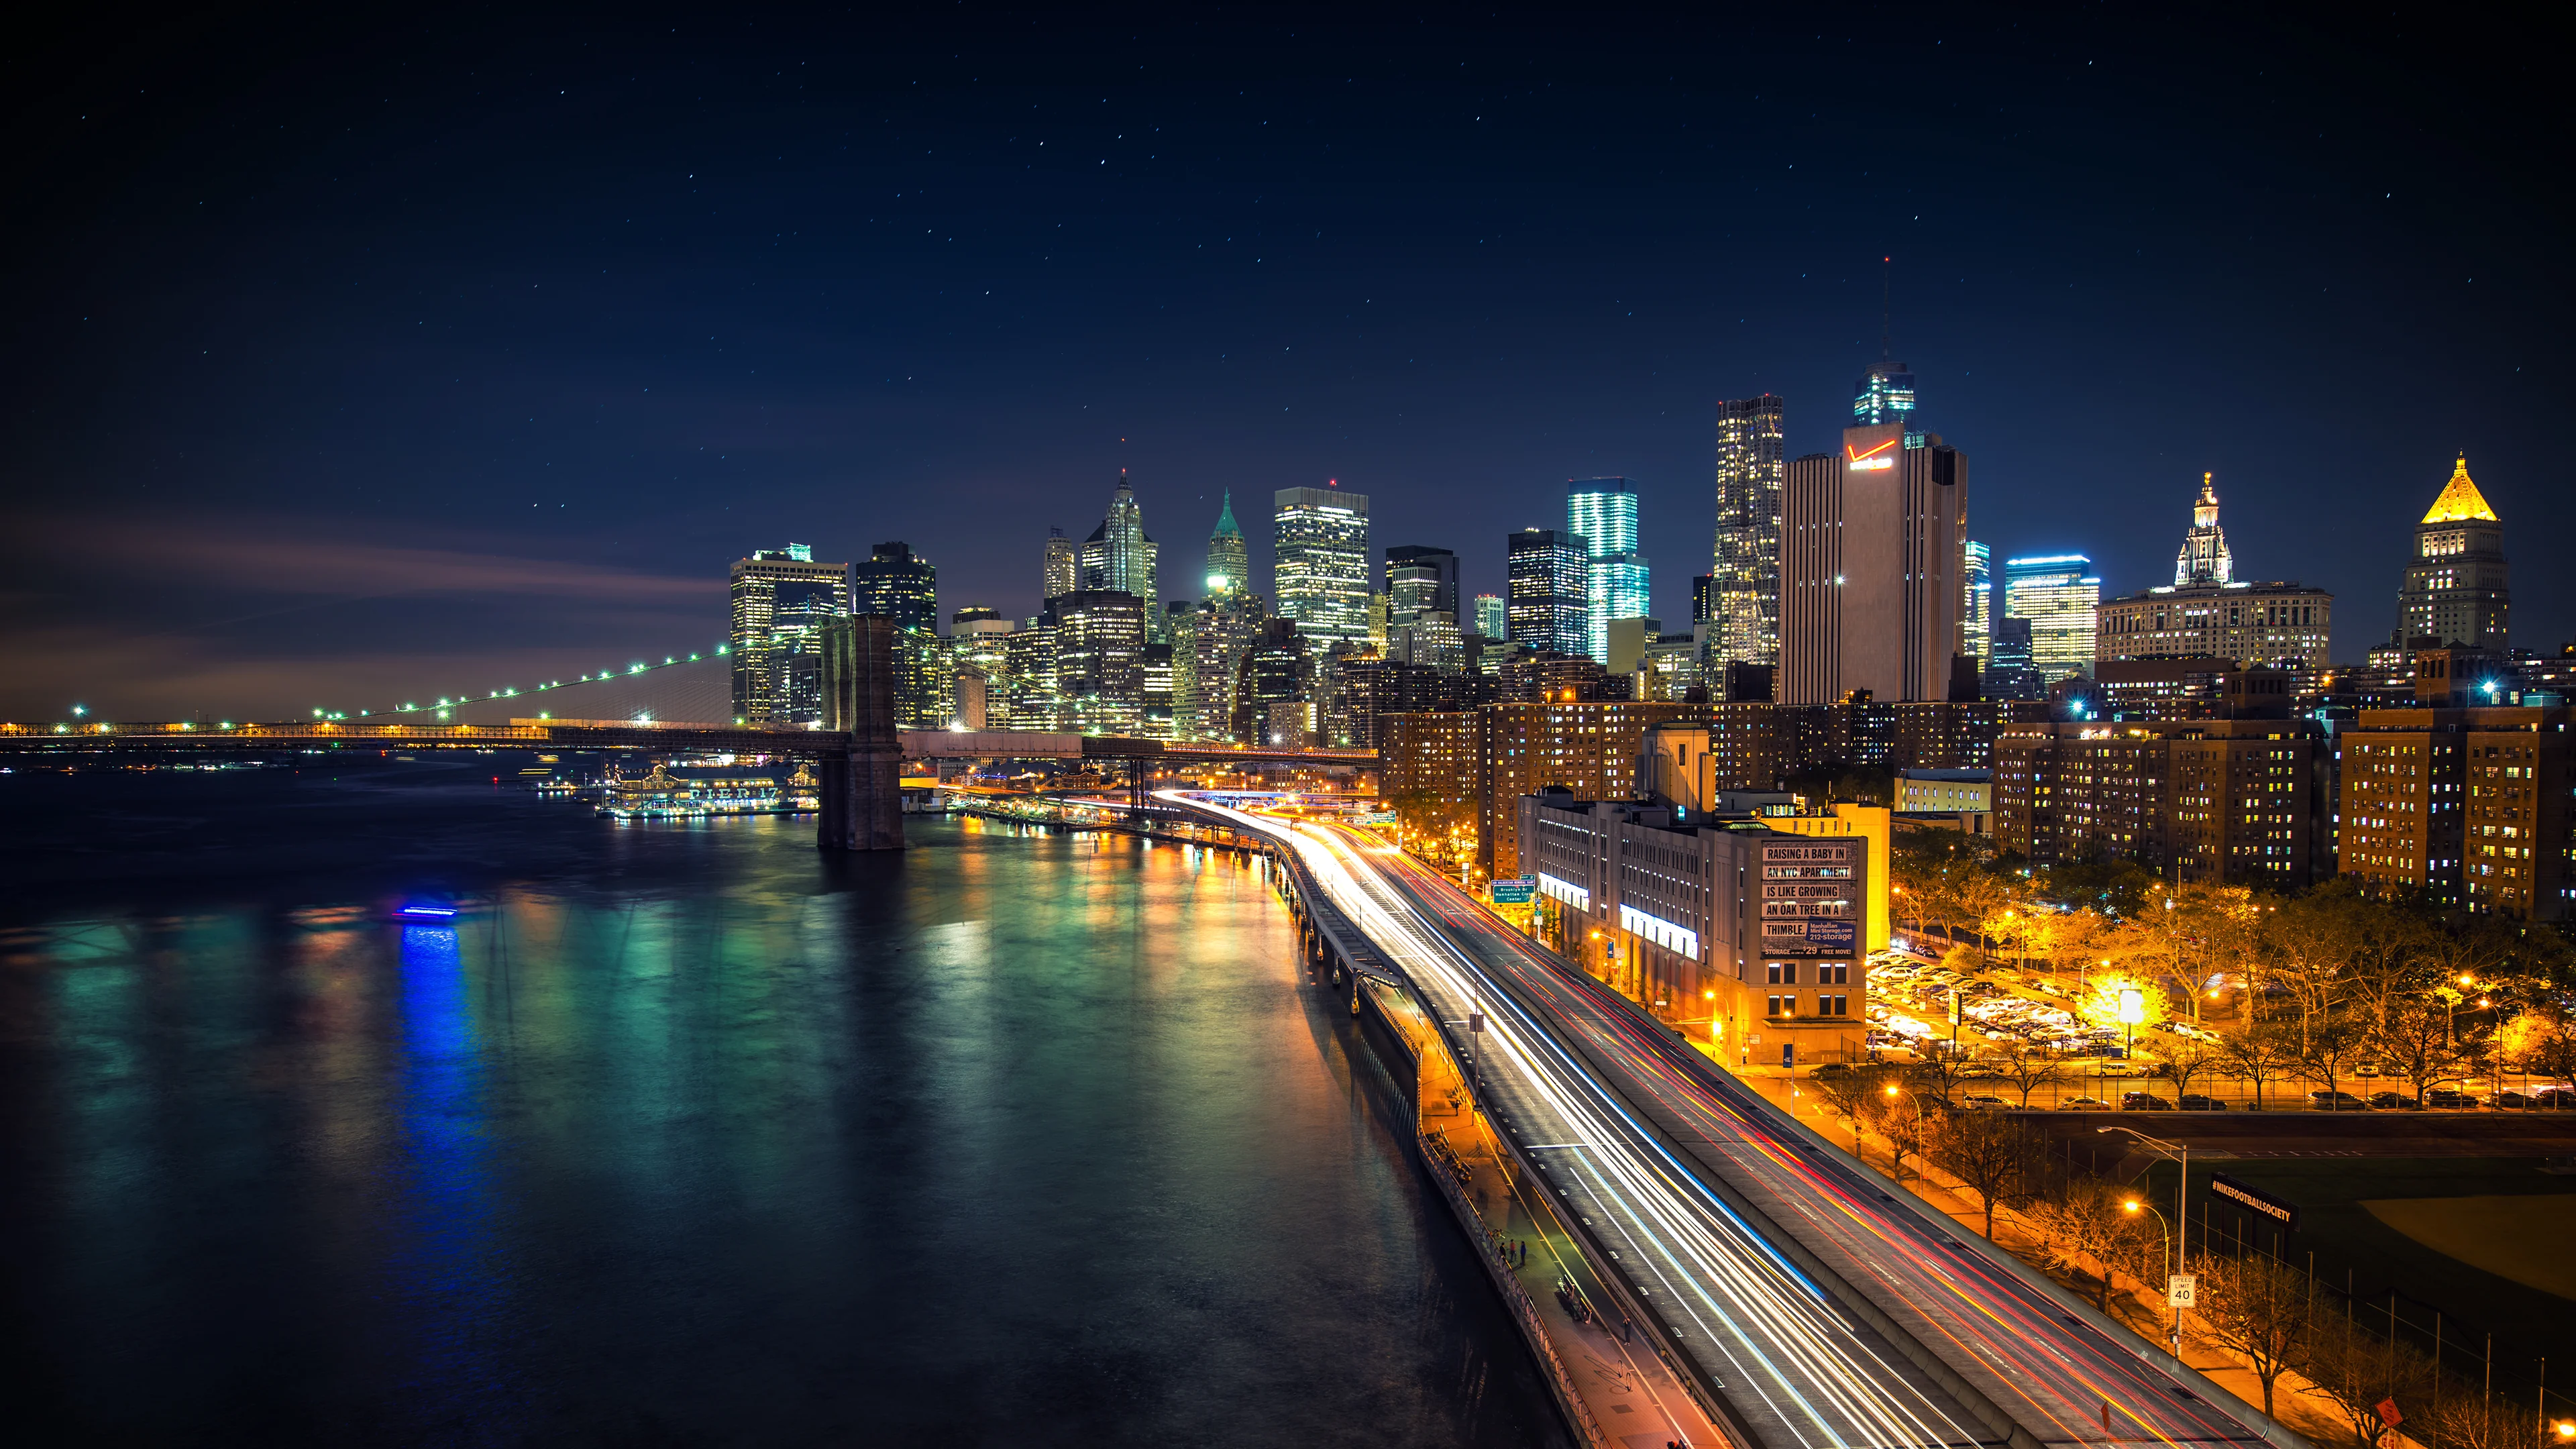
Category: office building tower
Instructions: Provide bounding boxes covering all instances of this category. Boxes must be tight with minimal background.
[1693,574,1715,626]
[1078,473,1161,628]
[1042,527,1078,602]
[1852,361,1921,443]
[1472,593,1507,643]
[2175,473,2235,586]
[1568,479,1648,665]
[1711,394,1786,667]
[1232,618,1312,743]
[1205,492,1250,598]
[1000,623,1059,731]
[1983,618,2045,700]
[853,542,938,634]
[1195,590,1268,740]
[1272,485,1371,649]
[2340,703,2569,920]
[1049,591,1147,735]
[729,544,851,724]
[1779,420,1968,705]
[2398,455,2510,649]
[1387,559,1444,628]
[1962,541,1992,661]
[950,607,1013,731]
[2000,555,2100,684]
[1385,545,1461,621]
[1505,529,1591,657]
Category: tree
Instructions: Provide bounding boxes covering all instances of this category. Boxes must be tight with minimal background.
[1990,1040,2065,1108]
[1906,1053,1972,1110]
[2300,1313,2437,1449]
[2435,1387,2550,1449]
[2187,1252,2312,1417]
[2026,1179,2154,1315]
[2373,992,2468,1104]
[1927,1111,2047,1240]
[2297,1015,2371,1103]
[1812,1064,1898,1155]
[2218,1021,2299,1110]
[2163,1038,2224,1100]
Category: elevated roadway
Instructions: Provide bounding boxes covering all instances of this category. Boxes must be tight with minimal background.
[1169,792,2302,1449]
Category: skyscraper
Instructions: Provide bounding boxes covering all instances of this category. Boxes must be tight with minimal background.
[1384,545,1461,620]
[1779,421,1968,705]
[1961,541,1992,661]
[1567,478,1648,665]
[1983,617,2045,701]
[1472,593,1507,643]
[729,544,851,724]
[1049,590,1146,735]
[1042,527,1077,602]
[2001,555,2101,684]
[2398,455,2509,649]
[1078,472,1160,608]
[853,541,938,633]
[1204,491,1250,598]
[1273,484,1371,650]
[1711,394,1786,666]
[1505,528,1590,657]
[2174,474,2235,586]
[1852,361,1921,443]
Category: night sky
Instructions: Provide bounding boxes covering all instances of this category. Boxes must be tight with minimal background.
[4,6,2563,722]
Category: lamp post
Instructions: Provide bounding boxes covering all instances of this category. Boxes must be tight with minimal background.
[2101,1124,2190,1356]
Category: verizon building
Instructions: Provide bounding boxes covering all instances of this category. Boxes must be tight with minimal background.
[1779,421,1969,705]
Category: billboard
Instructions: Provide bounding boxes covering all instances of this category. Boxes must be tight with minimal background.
[1803,918,1857,951]
[1490,877,1536,905]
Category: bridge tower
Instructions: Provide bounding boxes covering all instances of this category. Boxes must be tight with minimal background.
[818,616,906,851]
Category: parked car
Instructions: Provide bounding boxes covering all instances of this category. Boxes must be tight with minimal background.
[2424,1087,2481,1110]
[2060,1095,2112,1111]
[2310,1090,2371,1111]
[2177,1094,2231,1112]
[2537,1087,2576,1111]
[2493,1089,2536,1109]
[2120,1091,2176,1111]
[1809,1062,1854,1079]
[2367,1091,2420,1110]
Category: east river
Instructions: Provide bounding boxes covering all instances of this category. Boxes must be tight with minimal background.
[0,759,1567,1446]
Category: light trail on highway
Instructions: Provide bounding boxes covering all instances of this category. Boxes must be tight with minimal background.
[1170,793,2290,1449]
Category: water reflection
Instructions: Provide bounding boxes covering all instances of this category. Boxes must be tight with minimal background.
[1,773,1566,1447]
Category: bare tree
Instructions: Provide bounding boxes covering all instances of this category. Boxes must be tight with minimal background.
[2163,1038,2224,1100]
[1927,1111,2047,1239]
[2188,1252,2312,1417]
[1906,1053,1972,1110]
[2298,1015,2371,1104]
[1812,1064,1897,1155]
[2026,1179,2154,1315]
[1991,1040,2065,1108]
[2220,1020,2300,1110]
[2435,1386,2550,1449]
[2300,1313,2437,1449]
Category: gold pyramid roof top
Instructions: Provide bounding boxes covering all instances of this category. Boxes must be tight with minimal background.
[2420,455,2499,525]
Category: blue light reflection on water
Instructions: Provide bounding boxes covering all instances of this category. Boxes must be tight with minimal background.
[390,921,517,1430]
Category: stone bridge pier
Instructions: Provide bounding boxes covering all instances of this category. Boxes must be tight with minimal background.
[817,615,906,851]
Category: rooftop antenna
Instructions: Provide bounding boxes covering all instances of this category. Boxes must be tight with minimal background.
[1880,256,1892,362]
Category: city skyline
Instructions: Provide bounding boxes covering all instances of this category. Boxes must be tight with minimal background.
[3,11,2567,722]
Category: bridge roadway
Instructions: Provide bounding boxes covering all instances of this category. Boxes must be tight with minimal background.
[0,718,1373,767]
[1169,792,2296,1449]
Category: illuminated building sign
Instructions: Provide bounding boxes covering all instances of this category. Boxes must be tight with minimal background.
[1845,439,1897,472]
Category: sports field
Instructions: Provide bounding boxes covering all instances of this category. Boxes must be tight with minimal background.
[2363,1193,2576,1301]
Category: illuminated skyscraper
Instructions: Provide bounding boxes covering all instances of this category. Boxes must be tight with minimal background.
[1505,528,1590,657]
[1962,541,1992,661]
[1078,473,1161,631]
[1711,394,1785,666]
[1384,545,1461,619]
[729,544,850,724]
[1042,527,1077,602]
[1567,478,1648,665]
[1780,421,1968,704]
[1472,593,1507,643]
[1853,361,1921,444]
[1049,590,1147,735]
[2174,474,2235,586]
[853,541,938,633]
[2002,555,2101,684]
[1204,491,1250,598]
[1273,484,1371,650]
[2398,455,2509,649]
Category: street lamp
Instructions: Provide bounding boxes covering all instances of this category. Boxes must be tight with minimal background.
[2118,987,2146,1067]
[2101,1124,2190,1356]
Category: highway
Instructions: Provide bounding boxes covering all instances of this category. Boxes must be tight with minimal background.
[1172,793,2287,1449]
